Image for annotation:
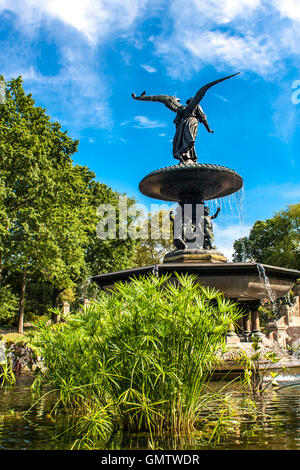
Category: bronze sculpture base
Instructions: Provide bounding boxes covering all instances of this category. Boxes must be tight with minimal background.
[163,248,227,264]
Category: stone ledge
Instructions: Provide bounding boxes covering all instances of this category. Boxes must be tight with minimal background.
[163,249,227,264]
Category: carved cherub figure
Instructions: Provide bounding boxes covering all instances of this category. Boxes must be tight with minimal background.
[203,206,221,250]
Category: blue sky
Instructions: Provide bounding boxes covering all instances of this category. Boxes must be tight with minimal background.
[0,0,300,258]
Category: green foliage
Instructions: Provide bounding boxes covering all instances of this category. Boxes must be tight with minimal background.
[29,273,242,447]
[0,286,18,325]
[233,203,300,270]
[258,296,292,329]
[5,341,38,375]
[240,337,281,397]
[0,76,87,329]
[0,360,16,387]
[0,76,137,325]
[133,209,174,266]
[287,341,300,359]
[84,190,138,278]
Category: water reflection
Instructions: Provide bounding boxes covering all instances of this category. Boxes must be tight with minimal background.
[1,372,300,450]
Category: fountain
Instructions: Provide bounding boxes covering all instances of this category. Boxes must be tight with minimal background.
[91,73,300,369]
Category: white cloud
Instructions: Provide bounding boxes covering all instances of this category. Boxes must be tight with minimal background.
[214,94,230,103]
[3,53,112,132]
[141,64,157,73]
[152,0,300,78]
[0,0,150,45]
[0,2,120,131]
[3,0,300,82]
[121,115,167,128]
[0,0,154,131]
[214,222,251,261]
[273,0,300,22]
[190,0,262,24]
[133,115,166,129]
[3,0,300,135]
[183,31,277,75]
[272,98,298,143]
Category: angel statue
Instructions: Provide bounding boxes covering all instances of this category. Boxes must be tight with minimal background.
[132,73,239,164]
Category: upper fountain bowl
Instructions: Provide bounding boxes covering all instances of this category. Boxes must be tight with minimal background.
[139,163,243,202]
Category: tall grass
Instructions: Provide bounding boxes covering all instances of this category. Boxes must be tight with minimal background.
[29,273,242,446]
[0,360,16,387]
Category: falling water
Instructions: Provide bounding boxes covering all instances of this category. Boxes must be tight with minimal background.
[153,264,159,276]
[234,188,245,225]
[285,290,292,306]
[257,263,277,313]
[207,190,244,224]
[227,194,233,212]
[0,341,5,363]
[79,276,92,298]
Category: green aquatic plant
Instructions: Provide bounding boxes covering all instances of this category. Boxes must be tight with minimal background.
[29,273,242,446]
[0,359,16,387]
[240,337,281,397]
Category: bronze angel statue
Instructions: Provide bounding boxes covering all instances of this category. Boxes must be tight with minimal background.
[132,73,239,164]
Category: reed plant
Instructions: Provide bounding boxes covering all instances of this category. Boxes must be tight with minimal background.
[0,359,16,387]
[29,273,242,446]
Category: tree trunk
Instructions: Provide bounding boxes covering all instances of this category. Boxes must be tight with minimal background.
[51,286,60,323]
[18,266,27,334]
[0,252,2,288]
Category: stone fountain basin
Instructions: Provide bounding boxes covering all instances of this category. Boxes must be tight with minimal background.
[91,262,300,301]
[139,163,243,202]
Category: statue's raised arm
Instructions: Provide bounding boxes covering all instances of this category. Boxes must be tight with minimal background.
[132,91,182,113]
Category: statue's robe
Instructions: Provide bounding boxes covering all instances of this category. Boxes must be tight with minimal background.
[173,105,205,162]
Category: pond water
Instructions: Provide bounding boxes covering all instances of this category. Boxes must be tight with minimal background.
[1,372,300,450]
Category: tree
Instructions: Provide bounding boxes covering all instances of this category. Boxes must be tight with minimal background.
[233,203,300,270]
[37,164,96,312]
[133,209,174,266]
[0,76,139,328]
[84,187,138,292]
[0,76,80,331]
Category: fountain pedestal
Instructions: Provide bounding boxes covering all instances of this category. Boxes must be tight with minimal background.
[139,162,242,264]
[249,301,264,339]
[163,248,227,264]
[226,323,241,344]
[242,312,252,342]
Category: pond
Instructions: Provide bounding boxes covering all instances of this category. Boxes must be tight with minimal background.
[1,372,300,450]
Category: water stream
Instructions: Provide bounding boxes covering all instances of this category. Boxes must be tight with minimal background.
[257,263,277,312]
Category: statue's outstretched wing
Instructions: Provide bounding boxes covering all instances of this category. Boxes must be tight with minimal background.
[185,72,240,114]
[132,92,182,113]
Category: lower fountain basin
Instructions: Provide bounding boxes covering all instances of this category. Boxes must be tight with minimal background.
[91,262,300,301]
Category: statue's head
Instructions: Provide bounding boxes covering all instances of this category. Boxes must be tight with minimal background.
[204,206,210,215]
